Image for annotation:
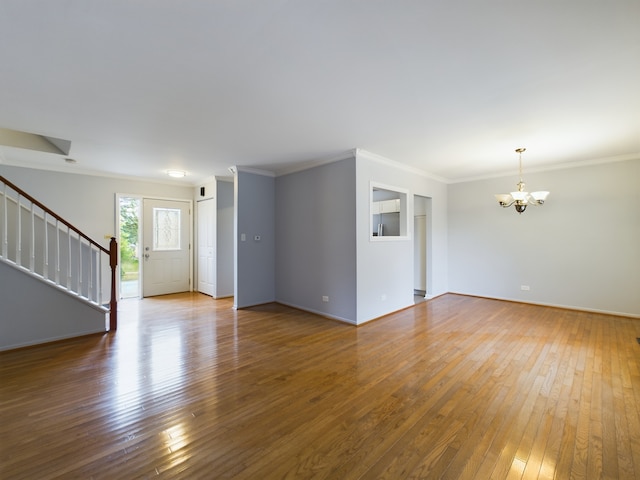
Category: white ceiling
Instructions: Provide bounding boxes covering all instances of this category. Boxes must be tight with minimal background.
[1,1,639,185]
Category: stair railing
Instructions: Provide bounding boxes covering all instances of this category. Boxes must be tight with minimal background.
[0,175,117,330]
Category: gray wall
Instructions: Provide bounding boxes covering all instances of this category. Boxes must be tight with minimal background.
[275,157,357,323]
[448,158,640,316]
[234,170,276,308]
[216,180,234,297]
[0,261,106,350]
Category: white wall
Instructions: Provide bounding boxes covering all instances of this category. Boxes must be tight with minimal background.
[355,150,448,324]
[275,157,357,323]
[448,158,640,317]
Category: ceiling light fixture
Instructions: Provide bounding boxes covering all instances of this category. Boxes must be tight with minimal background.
[494,148,549,214]
[166,170,186,178]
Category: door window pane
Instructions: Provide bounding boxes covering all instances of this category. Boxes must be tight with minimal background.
[153,208,181,251]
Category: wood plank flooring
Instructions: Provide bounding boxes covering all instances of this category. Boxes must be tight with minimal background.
[1,293,639,479]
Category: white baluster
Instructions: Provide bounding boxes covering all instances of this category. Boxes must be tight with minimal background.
[98,248,102,305]
[30,201,35,273]
[68,227,72,290]
[2,184,7,259]
[43,213,49,280]
[77,234,82,295]
[55,219,61,286]
[16,195,21,267]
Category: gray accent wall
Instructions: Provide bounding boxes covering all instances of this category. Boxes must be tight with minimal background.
[275,157,357,323]
[448,158,640,317]
[234,170,276,308]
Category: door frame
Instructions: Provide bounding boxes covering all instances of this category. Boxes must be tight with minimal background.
[116,193,193,299]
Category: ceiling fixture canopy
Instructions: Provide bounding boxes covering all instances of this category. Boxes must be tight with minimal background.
[494,148,549,214]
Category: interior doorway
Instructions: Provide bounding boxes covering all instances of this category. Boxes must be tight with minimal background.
[413,195,431,302]
[118,196,141,299]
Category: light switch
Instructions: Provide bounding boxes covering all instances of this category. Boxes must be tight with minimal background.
[241,233,246,242]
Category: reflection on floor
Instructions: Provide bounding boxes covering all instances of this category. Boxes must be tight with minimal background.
[120,279,139,299]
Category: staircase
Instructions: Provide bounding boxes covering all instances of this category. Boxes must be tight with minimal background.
[0,175,117,350]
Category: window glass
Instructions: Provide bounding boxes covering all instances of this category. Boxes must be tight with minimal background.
[153,208,181,250]
[370,183,409,240]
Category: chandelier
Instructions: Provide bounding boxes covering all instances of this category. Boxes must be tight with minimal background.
[494,148,549,214]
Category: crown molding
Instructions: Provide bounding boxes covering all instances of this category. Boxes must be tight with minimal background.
[354,148,449,183]
[449,152,640,184]
[231,165,276,177]
[274,149,357,177]
[0,157,197,188]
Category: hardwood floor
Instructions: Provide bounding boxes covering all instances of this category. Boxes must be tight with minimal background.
[1,293,639,479]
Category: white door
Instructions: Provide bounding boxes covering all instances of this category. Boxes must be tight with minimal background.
[142,198,191,297]
[197,199,215,296]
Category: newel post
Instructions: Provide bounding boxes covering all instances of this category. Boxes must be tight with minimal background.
[109,237,118,331]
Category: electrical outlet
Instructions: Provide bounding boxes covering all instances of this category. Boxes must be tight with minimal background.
[322,296,329,302]
[521,285,530,291]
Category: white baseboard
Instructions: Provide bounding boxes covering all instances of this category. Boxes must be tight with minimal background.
[447,291,640,319]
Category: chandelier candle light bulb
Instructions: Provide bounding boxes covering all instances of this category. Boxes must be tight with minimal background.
[494,148,549,214]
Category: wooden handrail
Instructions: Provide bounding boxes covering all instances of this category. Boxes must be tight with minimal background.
[1,175,118,330]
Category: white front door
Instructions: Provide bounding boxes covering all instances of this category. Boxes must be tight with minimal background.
[197,198,215,296]
[142,198,191,297]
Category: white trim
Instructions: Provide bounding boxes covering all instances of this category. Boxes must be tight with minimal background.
[5,148,637,187]
[425,292,447,300]
[356,148,449,183]
[198,174,218,186]
[274,150,357,177]
[370,181,411,241]
[449,152,640,184]
[448,291,640,319]
[0,258,108,313]
[275,300,357,325]
[1,160,201,187]
[233,165,276,177]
